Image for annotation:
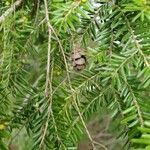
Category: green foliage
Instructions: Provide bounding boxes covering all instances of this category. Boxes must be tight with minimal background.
[0,0,150,149]
[122,0,150,21]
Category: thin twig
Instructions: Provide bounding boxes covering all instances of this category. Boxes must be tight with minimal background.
[44,0,52,97]
[40,0,65,148]
[0,0,23,24]
[59,72,101,114]
[40,0,52,147]
[52,77,67,95]
[68,71,101,91]
[67,86,110,137]
[42,1,99,148]
[109,30,114,58]
[94,141,108,150]
[23,74,44,104]
[74,94,97,150]
[47,24,72,86]
[118,6,150,68]
[125,17,149,67]
[123,79,144,126]
[48,21,97,150]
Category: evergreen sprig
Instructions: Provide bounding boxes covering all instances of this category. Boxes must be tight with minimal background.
[0,0,150,149]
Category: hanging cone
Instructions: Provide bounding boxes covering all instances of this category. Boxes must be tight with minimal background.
[71,47,86,71]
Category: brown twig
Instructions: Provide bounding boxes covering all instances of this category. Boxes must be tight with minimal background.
[0,0,23,24]
[40,0,52,147]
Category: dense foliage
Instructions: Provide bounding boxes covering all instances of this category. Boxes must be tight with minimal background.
[0,0,150,149]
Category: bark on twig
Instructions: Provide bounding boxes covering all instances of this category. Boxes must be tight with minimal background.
[0,0,23,24]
